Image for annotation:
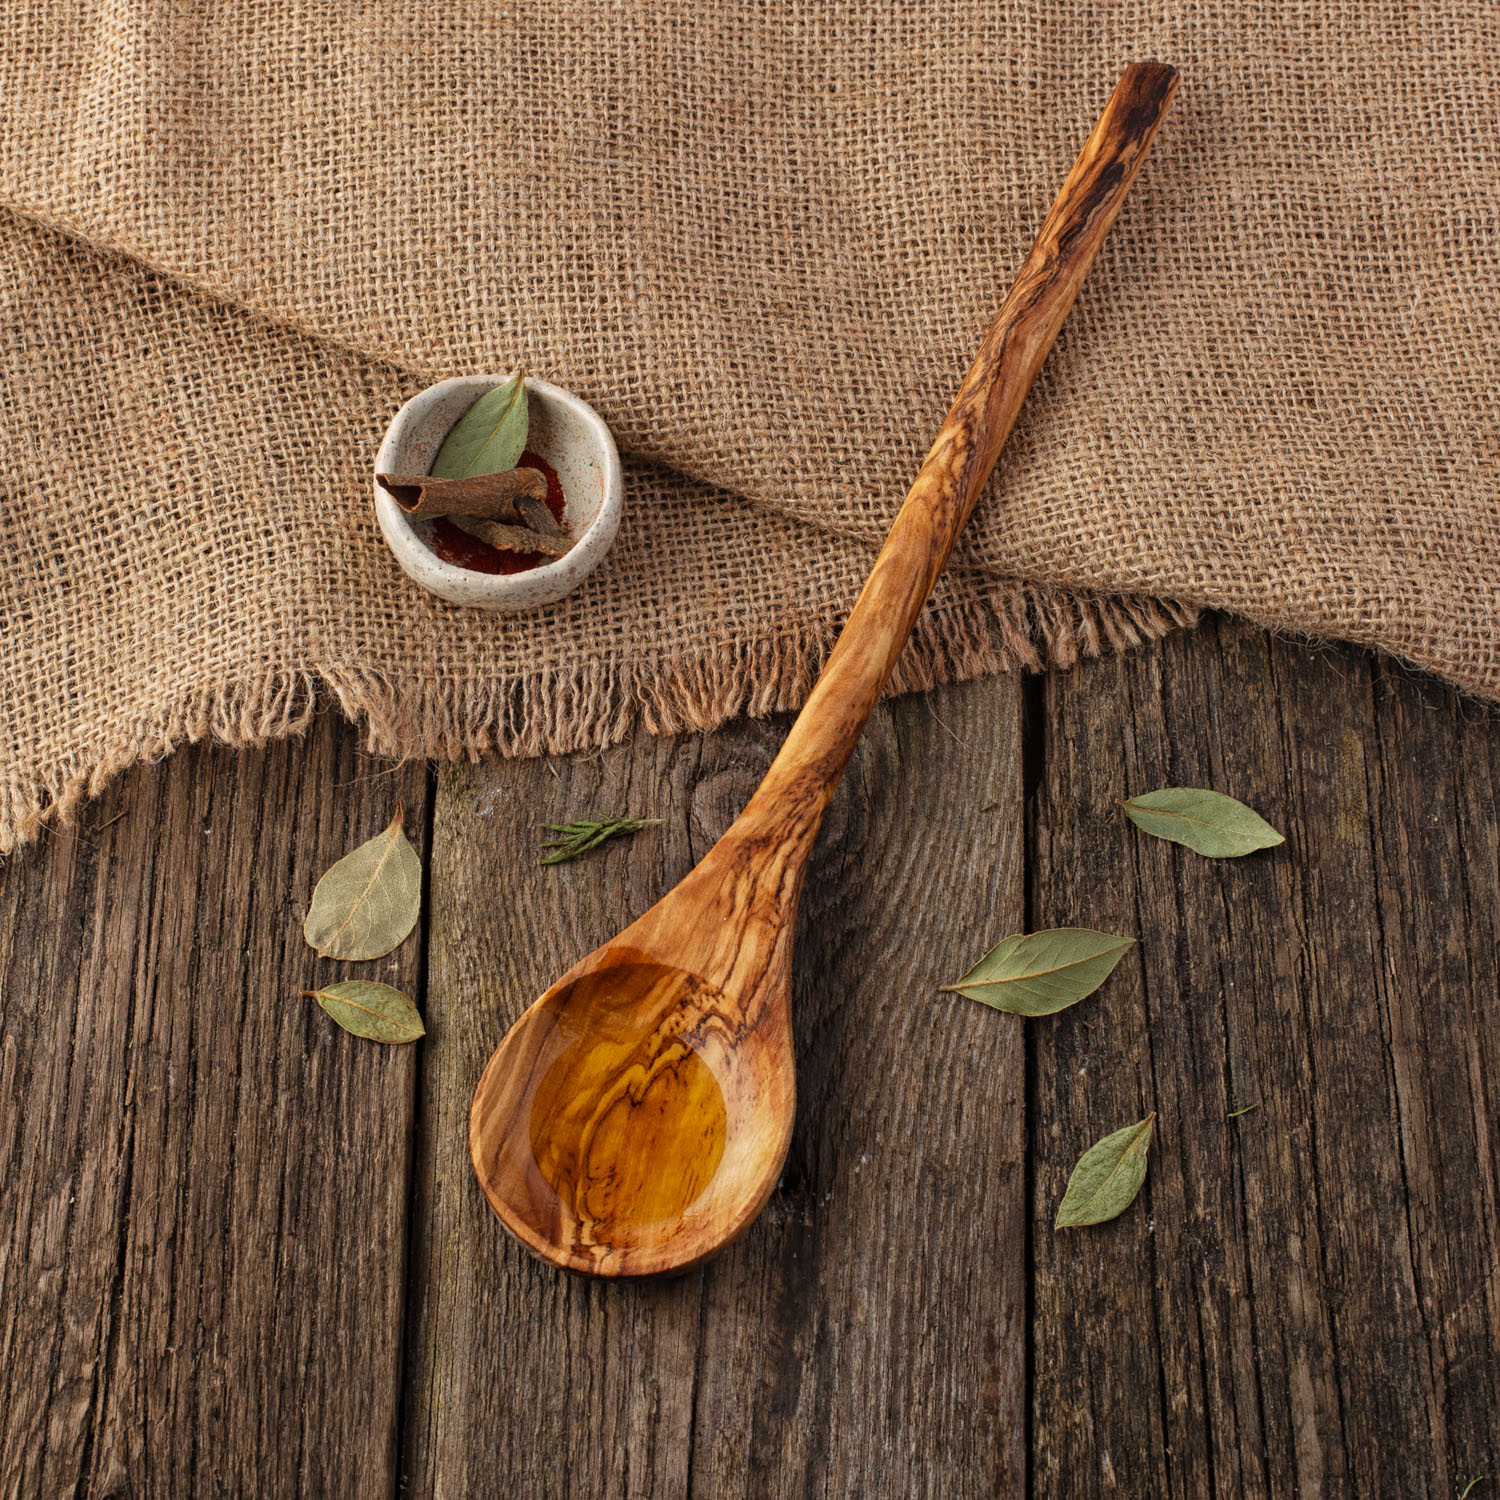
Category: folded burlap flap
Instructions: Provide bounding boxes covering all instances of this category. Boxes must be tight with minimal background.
[0,3,1495,852]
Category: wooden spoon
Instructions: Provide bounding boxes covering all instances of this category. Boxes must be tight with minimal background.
[471,62,1179,1277]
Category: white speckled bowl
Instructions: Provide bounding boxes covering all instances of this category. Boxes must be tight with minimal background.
[374,375,622,609]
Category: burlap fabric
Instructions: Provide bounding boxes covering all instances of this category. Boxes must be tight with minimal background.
[1,3,1496,852]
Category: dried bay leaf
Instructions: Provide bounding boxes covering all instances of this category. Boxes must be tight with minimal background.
[1120,787,1284,858]
[305,981,425,1044]
[303,802,422,960]
[431,372,528,479]
[1055,1114,1155,1228]
[941,928,1135,1015]
[377,466,548,518]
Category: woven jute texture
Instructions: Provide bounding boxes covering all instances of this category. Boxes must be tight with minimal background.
[1,3,1496,850]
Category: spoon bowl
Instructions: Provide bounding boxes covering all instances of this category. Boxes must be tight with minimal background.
[471,951,795,1275]
[471,62,1179,1276]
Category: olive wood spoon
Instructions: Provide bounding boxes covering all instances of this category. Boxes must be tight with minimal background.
[471,62,1179,1277]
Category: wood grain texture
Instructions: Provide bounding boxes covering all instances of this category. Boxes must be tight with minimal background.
[756,61,1177,828]
[1027,615,1500,1496]
[407,672,1025,1496]
[0,713,427,1498]
[0,618,1494,1494]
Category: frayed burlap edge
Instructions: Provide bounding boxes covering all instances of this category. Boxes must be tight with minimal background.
[1,584,1197,856]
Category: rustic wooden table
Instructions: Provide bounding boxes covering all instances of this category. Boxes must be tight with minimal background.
[2,614,1496,1497]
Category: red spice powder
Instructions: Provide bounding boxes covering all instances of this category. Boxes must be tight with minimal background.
[426,449,567,575]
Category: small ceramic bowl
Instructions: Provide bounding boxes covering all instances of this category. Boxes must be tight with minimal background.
[374,374,622,609]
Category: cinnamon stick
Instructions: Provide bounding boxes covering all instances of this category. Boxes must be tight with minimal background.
[377,466,548,519]
[516,493,565,537]
[453,517,571,556]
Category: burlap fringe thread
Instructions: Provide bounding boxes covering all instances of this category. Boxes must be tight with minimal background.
[1,585,1196,855]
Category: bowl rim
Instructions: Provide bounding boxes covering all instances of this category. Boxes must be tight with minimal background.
[373,373,622,598]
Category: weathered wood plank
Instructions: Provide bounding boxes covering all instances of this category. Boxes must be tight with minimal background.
[1364,660,1500,1494]
[5,616,1493,1498]
[1028,616,1500,1496]
[0,713,426,1498]
[404,672,1025,1497]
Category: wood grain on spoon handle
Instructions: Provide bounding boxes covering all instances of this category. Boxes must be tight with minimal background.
[470,65,1178,1277]
[740,62,1179,852]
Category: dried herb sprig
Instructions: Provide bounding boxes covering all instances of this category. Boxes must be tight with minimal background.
[540,816,661,865]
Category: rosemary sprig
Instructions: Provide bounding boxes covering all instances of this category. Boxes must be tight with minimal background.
[539,816,661,866]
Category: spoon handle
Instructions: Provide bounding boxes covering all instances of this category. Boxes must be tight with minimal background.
[737,62,1178,854]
